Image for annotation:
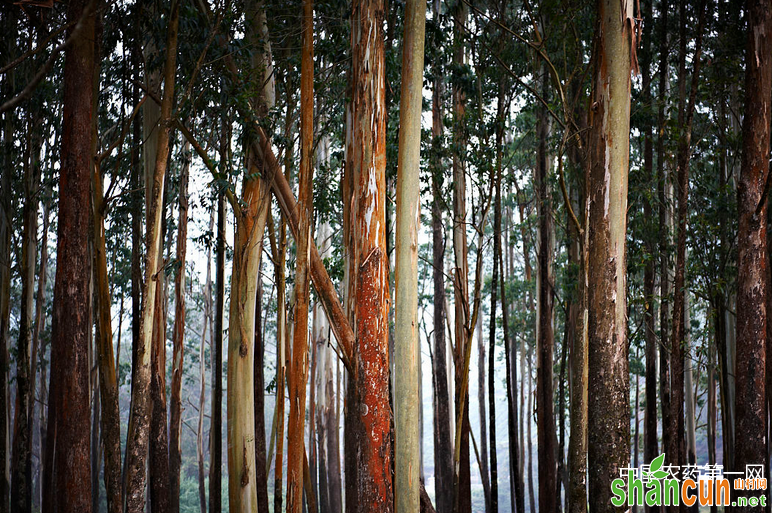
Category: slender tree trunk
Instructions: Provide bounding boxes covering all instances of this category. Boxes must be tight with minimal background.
[656,0,672,472]
[124,4,180,511]
[451,3,472,511]
[50,0,96,510]
[640,0,659,491]
[93,139,123,513]
[287,0,314,509]
[11,114,39,513]
[0,15,15,513]
[534,62,557,513]
[431,0,453,507]
[567,103,588,513]
[526,349,535,513]
[198,205,213,513]
[169,141,190,513]
[394,2,425,510]
[209,102,228,513]
[586,0,632,510]
[478,317,490,513]
[734,0,771,510]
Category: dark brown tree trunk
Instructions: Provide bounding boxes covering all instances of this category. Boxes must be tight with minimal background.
[535,63,557,513]
[734,0,771,510]
[209,103,228,513]
[50,0,96,511]
[0,15,15,513]
[586,0,632,510]
[430,0,453,507]
[478,318,490,513]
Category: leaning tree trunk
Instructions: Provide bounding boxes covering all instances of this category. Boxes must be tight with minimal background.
[394,1,425,510]
[124,3,180,511]
[287,0,314,509]
[586,0,632,510]
[734,0,771,510]
[50,0,96,511]
[169,141,190,513]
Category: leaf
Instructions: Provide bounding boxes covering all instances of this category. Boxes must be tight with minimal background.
[652,471,669,479]
[650,453,665,473]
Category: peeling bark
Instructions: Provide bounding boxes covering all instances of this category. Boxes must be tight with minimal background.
[586,0,632,510]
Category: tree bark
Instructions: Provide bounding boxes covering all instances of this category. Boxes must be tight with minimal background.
[287,0,314,509]
[209,101,228,513]
[734,0,771,510]
[394,1,425,510]
[11,114,40,513]
[93,143,123,513]
[124,3,180,510]
[347,0,394,510]
[535,63,557,513]
[50,0,96,510]
[169,141,190,513]
[430,0,453,508]
[586,0,632,510]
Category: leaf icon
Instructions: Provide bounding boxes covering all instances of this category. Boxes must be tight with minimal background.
[652,470,669,479]
[650,453,665,473]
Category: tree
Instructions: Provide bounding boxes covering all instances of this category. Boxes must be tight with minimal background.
[49,0,96,510]
[586,0,632,511]
[286,0,313,509]
[734,0,771,511]
[346,0,393,510]
[124,3,180,510]
[394,0,425,510]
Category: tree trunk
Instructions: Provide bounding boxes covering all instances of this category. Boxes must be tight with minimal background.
[734,0,771,510]
[0,14,15,513]
[50,0,96,510]
[11,114,39,513]
[567,103,588,513]
[169,141,190,513]
[209,101,228,513]
[451,3,471,511]
[93,139,123,513]
[431,0,453,508]
[534,63,557,513]
[394,1,425,509]
[124,3,180,511]
[198,205,213,513]
[348,1,393,510]
[656,0,672,475]
[287,0,314,509]
[149,162,171,513]
[586,0,632,510]
[640,0,659,486]
[478,316,490,513]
